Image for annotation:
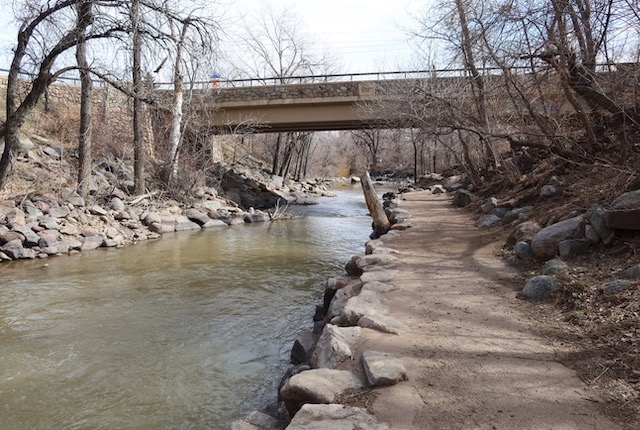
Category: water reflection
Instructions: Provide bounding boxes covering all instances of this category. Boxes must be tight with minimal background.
[0,186,371,429]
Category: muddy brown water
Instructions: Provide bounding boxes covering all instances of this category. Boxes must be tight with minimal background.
[0,185,374,429]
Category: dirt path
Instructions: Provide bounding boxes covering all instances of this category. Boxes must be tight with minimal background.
[355,191,622,429]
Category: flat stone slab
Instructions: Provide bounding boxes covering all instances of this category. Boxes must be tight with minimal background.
[311,325,361,369]
[371,247,399,255]
[229,411,280,430]
[286,404,390,430]
[358,314,409,335]
[361,281,396,293]
[341,290,389,325]
[280,369,364,416]
[354,254,399,272]
[362,351,408,387]
[360,270,398,284]
[202,219,227,228]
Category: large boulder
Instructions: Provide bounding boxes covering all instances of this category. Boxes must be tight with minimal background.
[0,239,27,259]
[341,290,389,325]
[452,189,474,207]
[228,411,280,430]
[585,204,614,244]
[514,241,534,260]
[620,264,640,280]
[360,269,397,284]
[611,189,640,209]
[81,235,104,251]
[521,275,557,299]
[354,254,398,272]
[110,197,126,212]
[362,350,408,387]
[531,216,585,259]
[143,211,162,226]
[183,208,210,226]
[286,404,389,430]
[323,277,358,314]
[39,216,60,230]
[38,230,61,248]
[358,314,409,335]
[6,208,26,228]
[475,214,501,228]
[291,329,318,365]
[13,226,39,247]
[174,215,201,231]
[502,206,534,224]
[443,175,465,191]
[327,281,362,322]
[311,325,361,369]
[365,239,384,255]
[600,279,635,294]
[558,239,590,258]
[386,208,410,225]
[279,369,364,416]
[505,221,542,249]
[0,231,24,245]
[345,255,363,277]
[480,197,498,213]
[62,189,85,207]
[541,259,570,277]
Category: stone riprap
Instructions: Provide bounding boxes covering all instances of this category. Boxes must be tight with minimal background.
[286,404,389,430]
[0,146,338,263]
[229,207,413,429]
[0,188,270,262]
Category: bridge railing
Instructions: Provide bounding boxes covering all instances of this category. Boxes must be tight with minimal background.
[0,63,629,90]
[154,68,518,90]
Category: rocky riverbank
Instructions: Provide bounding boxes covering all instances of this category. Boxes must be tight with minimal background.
[229,191,410,429]
[0,137,343,263]
[230,171,640,429]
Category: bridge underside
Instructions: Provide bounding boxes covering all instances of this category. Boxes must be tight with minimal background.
[201,97,393,134]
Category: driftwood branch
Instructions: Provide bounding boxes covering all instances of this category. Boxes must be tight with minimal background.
[360,171,390,238]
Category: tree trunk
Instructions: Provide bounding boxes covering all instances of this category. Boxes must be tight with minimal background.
[271,133,282,175]
[360,171,390,238]
[167,21,189,185]
[131,0,145,194]
[1,2,91,190]
[76,1,93,200]
[454,0,496,169]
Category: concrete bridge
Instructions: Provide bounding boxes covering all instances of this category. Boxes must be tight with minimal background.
[154,70,448,134]
[202,80,382,133]
[169,74,415,134]
[152,65,634,134]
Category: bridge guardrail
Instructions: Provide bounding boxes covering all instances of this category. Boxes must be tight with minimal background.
[0,63,629,91]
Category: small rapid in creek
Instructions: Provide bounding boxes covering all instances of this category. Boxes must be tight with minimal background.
[0,184,374,429]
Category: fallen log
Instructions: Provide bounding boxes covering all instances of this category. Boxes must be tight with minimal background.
[360,171,390,238]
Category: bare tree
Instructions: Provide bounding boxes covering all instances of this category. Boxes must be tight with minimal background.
[166,20,189,185]
[0,0,118,191]
[0,0,220,193]
[350,128,385,172]
[76,0,94,199]
[228,7,336,179]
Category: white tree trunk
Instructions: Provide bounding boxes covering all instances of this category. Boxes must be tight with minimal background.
[168,22,189,184]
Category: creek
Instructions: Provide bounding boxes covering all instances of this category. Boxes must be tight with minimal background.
[0,184,373,429]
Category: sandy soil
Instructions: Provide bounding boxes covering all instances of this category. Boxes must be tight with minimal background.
[352,191,626,429]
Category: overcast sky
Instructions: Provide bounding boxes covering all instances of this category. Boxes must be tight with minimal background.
[0,0,429,76]
[227,0,426,74]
